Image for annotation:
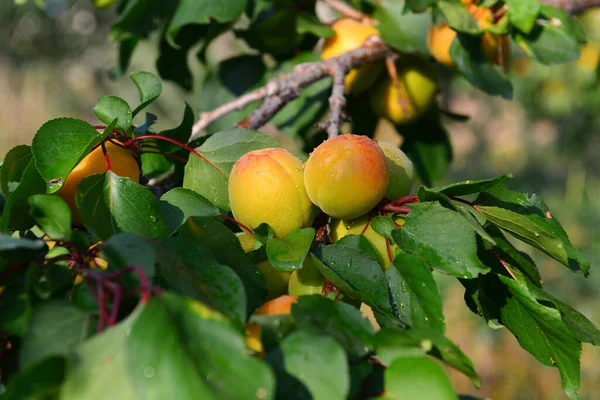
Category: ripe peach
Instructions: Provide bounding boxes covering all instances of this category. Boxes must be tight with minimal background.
[288,256,324,296]
[321,19,383,94]
[246,295,298,355]
[304,134,389,220]
[330,214,404,269]
[369,56,439,125]
[377,142,415,200]
[229,148,317,239]
[58,141,139,225]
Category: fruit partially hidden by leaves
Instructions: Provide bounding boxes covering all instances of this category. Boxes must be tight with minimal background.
[229,148,317,239]
[369,56,439,125]
[288,256,324,296]
[378,142,415,200]
[427,6,510,68]
[58,141,139,225]
[258,260,292,299]
[246,295,298,355]
[331,214,404,269]
[304,134,389,220]
[321,18,383,94]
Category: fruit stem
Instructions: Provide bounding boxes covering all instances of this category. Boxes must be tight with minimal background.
[448,196,479,211]
[488,250,517,280]
[385,239,393,264]
[382,205,411,213]
[123,135,225,175]
[387,195,419,207]
[100,141,112,171]
[218,214,254,234]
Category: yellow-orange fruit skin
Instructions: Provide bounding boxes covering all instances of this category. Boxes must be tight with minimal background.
[288,256,324,296]
[229,148,317,239]
[377,142,415,200]
[58,141,139,225]
[321,19,383,94]
[427,7,510,69]
[246,295,298,355]
[369,57,439,125]
[331,214,404,270]
[304,134,389,220]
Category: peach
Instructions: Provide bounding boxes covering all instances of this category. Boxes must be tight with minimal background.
[377,142,415,200]
[321,19,383,94]
[229,148,317,239]
[369,56,439,125]
[304,134,389,219]
[58,141,139,225]
[288,256,324,296]
[246,295,298,355]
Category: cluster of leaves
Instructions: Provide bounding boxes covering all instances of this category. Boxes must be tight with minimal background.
[0,69,598,400]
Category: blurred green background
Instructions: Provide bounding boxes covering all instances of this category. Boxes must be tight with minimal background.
[1,1,599,399]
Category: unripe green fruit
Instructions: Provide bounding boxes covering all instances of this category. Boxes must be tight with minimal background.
[304,134,389,220]
[288,256,324,296]
[229,148,317,238]
[377,141,415,200]
[330,214,404,269]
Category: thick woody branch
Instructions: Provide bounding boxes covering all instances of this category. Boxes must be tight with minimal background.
[326,65,348,138]
[234,36,391,131]
[539,0,600,13]
[321,0,376,25]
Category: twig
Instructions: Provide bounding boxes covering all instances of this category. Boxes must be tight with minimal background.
[190,80,280,138]
[539,0,600,13]
[326,64,348,138]
[321,0,377,25]
[235,36,390,131]
[385,54,412,120]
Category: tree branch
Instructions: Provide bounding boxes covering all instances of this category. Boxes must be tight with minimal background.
[539,0,600,13]
[326,64,348,138]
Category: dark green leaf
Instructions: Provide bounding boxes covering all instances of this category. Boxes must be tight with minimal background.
[156,24,205,91]
[20,301,95,368]
[3,356,66,400]
[393,202,489,278]
[430,174,512,196]
[375,0,430,52]
[296,12,335,38]
[100,232,156,284]
[384,356,458,400]
[450,34,513,99]
[267,228,315,271]
[159,188,220,233]
[130,71,162,117]
[513,23,580,65]
[539,6,587,42]
[438,0,481,34]
[0,234,47,268]
[0,145,32,198]
[505,0,540,34]
[127,293,274,399]
[92,96,133,131]
[31,118,108,193]
[281,330,349,400]
[291,295,375,355]
[157,103,195,153]
[476,186,589,275]
[337,234,381,265]
[28,195,71,240]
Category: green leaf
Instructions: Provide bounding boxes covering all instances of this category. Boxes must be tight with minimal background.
[130,71,162,117]
[539,6,586,42]
[28,195,72,240]
[127,293,274,399]
[20,301,95,368]
[197,129,278,174]
[476,186,589,275]
[0,157,47,232]
[266,228,315,271]
[281,330,349,400]
[313,245,396,318]
[31,118,108,193]
[437,0,481,34]
[0,234,47,272]
[77,172,168,241]
[156,24,205,91]
[337,234,381,265]
[60,306,142,399]
[291,295,375,355]
[0,145,32,198]
[370,216,396,242]
[154,238,246,327]
[167,0,246,45]
[450,34,513,99]
[296,12,335,38]
[159,188,220,233]
[92,96,133,131]
[387,252,445,333]
[100,232,156,284]
[4,356,66,400]
[430,174,513,196]
[499,276,582,399]
[374,0,430,53]
[384,356,458,400]
[505,0,540,34]
[393,202,489,278]
[157,103,195,153]
[183,154,229,211]
[112,37,139,77]
[177,217,268,314]
[513,23,580,65]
